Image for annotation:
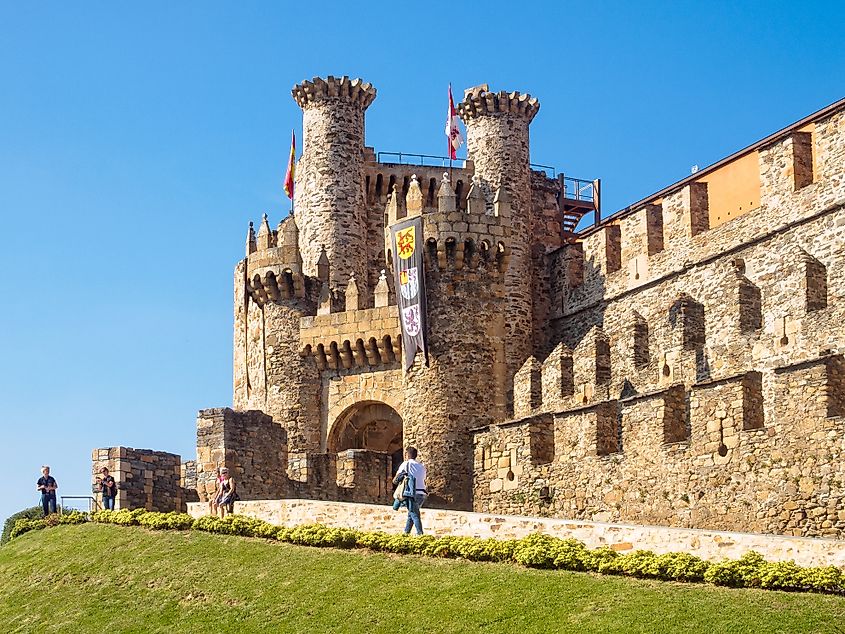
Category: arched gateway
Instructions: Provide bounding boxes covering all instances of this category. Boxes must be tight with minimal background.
[327,401,403,472]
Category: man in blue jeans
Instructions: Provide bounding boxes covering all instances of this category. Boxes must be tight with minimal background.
[98,467,117,510]
[392,447,428,535]
[36,465,58,516]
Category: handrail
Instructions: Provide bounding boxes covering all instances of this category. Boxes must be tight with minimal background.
[561,176,596,203]
[376,152,468,168]
[530,163,556,177]
[375,151,558,178]
[60,495,101,514]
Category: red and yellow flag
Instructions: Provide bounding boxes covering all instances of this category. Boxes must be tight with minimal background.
[284,130,296,200]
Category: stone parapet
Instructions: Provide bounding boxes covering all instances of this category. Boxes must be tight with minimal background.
[472,362,845,538]
[195,408,288,502]
[299,305,401,370]
[457,85,540,122]
[292,76,376,109]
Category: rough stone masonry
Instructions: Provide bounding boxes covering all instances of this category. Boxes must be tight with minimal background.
[94,76,845,540]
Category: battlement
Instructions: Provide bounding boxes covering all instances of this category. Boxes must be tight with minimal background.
[364,158,475,211]
[299,305,401,370]
[564,102,844,304]
[291,75,376,109]
[383,173,512,277]
[244,214,308,305]
[457,84,540,122]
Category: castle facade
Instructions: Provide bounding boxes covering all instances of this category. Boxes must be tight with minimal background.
[97,76,845,539]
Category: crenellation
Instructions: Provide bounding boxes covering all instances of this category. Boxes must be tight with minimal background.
[619,203,660,291]
[513,356,543,418]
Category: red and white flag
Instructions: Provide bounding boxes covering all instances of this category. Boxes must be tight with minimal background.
[445,84,463,160]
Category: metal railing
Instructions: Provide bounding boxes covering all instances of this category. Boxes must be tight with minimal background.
[376,152,559,178]
[561,176,596,203]
[530,163,556,177]
[376,152,468,168]
[60,496,100,514]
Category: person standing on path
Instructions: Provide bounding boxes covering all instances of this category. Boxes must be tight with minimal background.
[36,465,58,516]
[98,467,117,510]
[393,447,428,535]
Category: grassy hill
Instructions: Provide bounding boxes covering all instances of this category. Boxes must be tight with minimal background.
[2,523,845,633]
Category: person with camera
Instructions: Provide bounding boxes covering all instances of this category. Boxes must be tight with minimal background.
[36,465,58,516]
[98,466,117,510]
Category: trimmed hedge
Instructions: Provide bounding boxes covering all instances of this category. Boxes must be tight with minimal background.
[9,509,845,594]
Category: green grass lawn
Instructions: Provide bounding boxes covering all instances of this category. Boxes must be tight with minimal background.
[2,524,844,633]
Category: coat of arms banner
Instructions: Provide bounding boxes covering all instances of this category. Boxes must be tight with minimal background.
[390,217,429,371]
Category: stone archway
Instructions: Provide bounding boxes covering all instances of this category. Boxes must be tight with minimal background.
[328,401,403,472]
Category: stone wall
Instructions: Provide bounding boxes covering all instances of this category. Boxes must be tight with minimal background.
[181,460,199,505]
[186,498,845,569]
[195,408,289,502]
[194,407,393,506]
[91,447,184,512]
[473,356,845,538]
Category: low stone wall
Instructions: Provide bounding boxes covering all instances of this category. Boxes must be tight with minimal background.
[187,498,845,568]
[92,447,184,512]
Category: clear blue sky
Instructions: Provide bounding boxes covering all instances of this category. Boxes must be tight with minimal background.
[1,1,842,526]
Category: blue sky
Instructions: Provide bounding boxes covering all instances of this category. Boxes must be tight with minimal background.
[1,1,842,525]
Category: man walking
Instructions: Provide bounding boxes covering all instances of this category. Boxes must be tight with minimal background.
[393,447,428,535]
[36,465,58,516]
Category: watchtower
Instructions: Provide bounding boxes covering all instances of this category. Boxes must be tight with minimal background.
[292,76,377,304]
[458,86,540,408]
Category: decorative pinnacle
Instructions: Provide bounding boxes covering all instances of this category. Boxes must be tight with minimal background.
[379,269,387,281]
[246,221,257,255]
[406,175,423,216]
[291,76,377,109]
[456,86,540,123]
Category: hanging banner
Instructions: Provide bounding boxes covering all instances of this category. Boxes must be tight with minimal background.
[391,216,428,371]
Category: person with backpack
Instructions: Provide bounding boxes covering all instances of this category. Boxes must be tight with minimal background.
[392,447,428,535]
[36,465,58,516]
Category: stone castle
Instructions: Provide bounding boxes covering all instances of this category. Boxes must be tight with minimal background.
[93,76,845,540]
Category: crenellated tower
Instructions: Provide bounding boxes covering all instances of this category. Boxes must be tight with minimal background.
[457,85,540,410]
[292,76,377,304]
[387,173,511,509]
[233,212,323,453]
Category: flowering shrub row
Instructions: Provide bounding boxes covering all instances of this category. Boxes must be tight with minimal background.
[9,511,88,540]
[9,509,845,594]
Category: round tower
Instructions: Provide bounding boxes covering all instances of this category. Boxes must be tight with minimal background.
[457,86,540,410]
[292,75,376,303]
